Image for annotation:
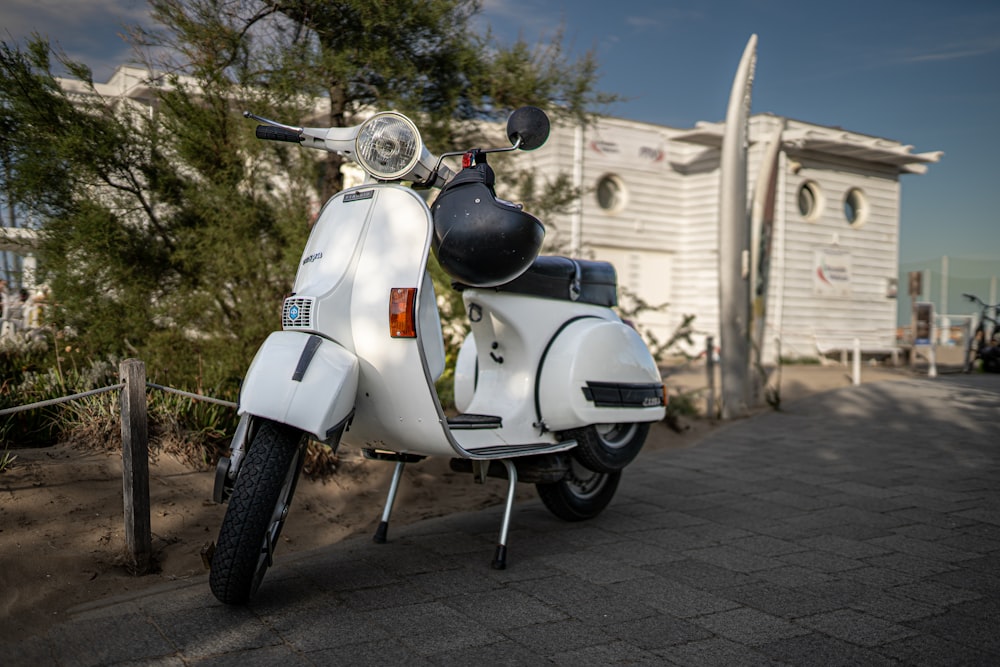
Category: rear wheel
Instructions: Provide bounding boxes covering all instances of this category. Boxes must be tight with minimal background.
[964,326,983,373]
[562,422,650,473]
[536,460,621,521]
[210,419,304,605]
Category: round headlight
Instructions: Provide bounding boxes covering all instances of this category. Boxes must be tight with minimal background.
[355,112,422,180]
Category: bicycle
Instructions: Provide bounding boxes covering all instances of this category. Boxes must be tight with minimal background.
[962,292,1000,373]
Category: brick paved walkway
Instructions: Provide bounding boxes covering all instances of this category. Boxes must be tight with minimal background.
[6,374,999,665]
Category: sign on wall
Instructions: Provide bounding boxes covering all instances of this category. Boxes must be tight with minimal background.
[814,248,851,297]
[587,131,669,169]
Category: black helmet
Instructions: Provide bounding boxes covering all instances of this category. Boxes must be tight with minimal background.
[431,159,544,287]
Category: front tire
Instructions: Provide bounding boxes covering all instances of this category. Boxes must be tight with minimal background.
[210,419,305,605]
[536,460,621,521]
[562,422,650,473]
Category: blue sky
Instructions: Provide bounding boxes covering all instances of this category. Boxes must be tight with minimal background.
[4,0,999,282]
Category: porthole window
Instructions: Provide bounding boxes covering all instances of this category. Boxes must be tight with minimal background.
[844,188,868,227]
[596,174,627,213]
[797,181,823,222]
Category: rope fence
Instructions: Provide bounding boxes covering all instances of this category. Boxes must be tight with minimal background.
[146,382,238,409]
[0,383,124,417]
[1,358,237,574]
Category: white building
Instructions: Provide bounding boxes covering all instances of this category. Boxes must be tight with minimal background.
[527,114,940,362]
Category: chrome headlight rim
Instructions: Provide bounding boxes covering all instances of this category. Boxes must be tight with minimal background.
[355,112,423,181]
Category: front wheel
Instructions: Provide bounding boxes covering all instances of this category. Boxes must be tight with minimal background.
[561,422,650,474]
[210,419,305,605]
[536,460,621,521]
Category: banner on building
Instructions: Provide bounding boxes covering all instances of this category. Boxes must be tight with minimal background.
[587,130,669,169]
[814,248,851,297]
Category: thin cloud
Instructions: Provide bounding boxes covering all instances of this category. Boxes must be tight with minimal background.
[624,7,704,32]
[624,15,663,31]
[894,38,1000,64]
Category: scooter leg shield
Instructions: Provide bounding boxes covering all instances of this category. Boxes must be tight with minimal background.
[240,331,359,442]
[538,319,665,431]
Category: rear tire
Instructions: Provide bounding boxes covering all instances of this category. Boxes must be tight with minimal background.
[964,326,983,373]
[562,422,649,474]
[536,460,621,521]
[210,419,304,605]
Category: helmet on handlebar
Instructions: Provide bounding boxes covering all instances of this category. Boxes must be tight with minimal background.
[431,158,544,287]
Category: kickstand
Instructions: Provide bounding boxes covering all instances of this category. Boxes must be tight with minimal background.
[491,459,517,570]
[373,460,406,544]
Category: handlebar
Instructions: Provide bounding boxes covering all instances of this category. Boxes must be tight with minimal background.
[963,293,1000,311]
[255,125,303,144]
[244,107,542,192]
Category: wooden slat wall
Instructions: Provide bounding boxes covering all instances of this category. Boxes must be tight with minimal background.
[520,114,907,362]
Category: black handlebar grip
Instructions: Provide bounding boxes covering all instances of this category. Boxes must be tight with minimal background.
[255,125,303,143]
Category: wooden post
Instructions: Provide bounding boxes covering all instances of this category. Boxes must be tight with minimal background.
[120,359,152,574]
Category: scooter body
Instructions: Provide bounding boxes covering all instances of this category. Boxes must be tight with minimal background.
[454,287,665,435]
[209,107,666,605]
[238,182,664,457]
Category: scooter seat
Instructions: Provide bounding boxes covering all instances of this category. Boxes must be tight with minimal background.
[455,256,618,307]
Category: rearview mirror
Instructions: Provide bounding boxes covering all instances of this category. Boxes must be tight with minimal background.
[506,106,550,151]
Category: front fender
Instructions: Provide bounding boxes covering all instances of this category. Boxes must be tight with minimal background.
[240,331,358,441]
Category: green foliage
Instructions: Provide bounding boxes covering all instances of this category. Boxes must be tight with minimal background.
[133,389,240,468]
[0,447,16,472]
[1,1,618,427]
[663,387,714,433]
[0,349,123,447]
[1,31,313,389]
[663,386,703,432]
[666,388,701,419]
[615,286,697,364]
[1,332,62,444]
[0,344,241,466]
[0,330,51,386]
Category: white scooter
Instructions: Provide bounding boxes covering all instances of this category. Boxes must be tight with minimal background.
[209,106,666,605]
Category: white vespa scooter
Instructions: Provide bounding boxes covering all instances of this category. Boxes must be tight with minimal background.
[209,106,666,604]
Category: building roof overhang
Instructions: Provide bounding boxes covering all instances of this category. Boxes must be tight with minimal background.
[673,119,942,174]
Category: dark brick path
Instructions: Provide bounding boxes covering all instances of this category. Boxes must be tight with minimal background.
[6,374,999,665]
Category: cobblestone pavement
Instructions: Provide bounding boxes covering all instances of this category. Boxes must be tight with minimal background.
[5,373,1000,666]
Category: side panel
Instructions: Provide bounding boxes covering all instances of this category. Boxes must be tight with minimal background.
[240,331,359,441]
[538,319,665,430]
[453,332,476,413]
[419,270,446,381]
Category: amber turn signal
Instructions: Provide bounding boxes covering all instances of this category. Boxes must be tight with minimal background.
[389,287,418,338]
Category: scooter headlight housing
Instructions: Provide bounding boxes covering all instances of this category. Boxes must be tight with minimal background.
[355,112,422,180]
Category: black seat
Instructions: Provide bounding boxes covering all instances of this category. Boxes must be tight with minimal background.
[455,256,618,307]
